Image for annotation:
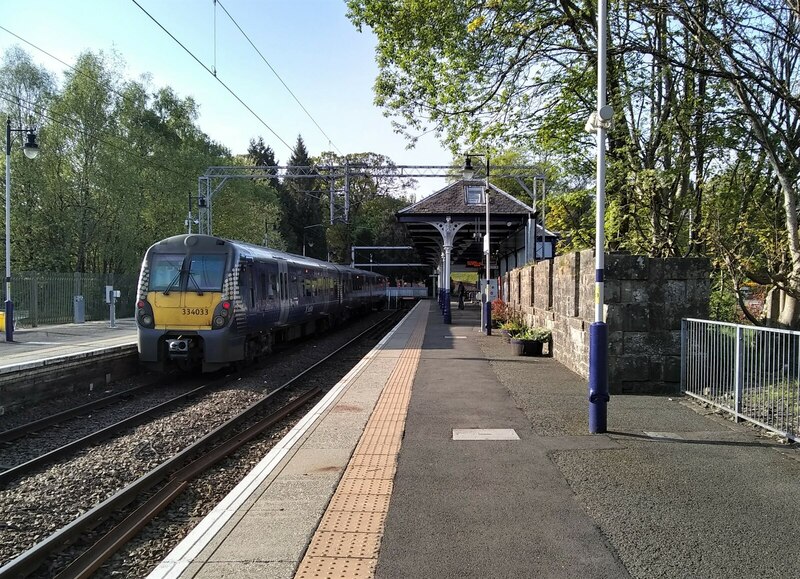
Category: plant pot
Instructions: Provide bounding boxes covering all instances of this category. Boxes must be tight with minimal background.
[510,338,544,356]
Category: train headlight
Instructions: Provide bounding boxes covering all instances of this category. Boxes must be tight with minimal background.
[211,301,233,329]
[137,299,155,329]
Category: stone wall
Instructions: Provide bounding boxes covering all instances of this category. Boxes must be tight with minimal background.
[505,250,710,394]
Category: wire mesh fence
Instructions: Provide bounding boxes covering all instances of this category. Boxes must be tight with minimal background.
[9,271,138,328]
[682,318,799,442]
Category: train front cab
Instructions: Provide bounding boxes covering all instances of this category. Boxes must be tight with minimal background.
[137,236,242,372]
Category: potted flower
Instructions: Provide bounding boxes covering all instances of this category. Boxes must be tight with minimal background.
[491,299,509,328]
[499,319,525,342]
[509,326,552,356]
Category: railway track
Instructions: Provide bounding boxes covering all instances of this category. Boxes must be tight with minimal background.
[0,379,216,487]
[0,309,405,578]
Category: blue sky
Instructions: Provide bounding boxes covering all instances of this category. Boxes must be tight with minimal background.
[0,0,452,196]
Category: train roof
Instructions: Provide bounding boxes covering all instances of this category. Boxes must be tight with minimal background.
[148,234,385,279]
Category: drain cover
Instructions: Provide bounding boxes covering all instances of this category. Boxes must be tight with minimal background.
[452,428,520,440]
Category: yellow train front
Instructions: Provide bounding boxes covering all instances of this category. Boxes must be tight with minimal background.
[136,234,386,372]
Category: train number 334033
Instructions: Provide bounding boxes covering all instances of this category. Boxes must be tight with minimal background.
[182,308,209,316]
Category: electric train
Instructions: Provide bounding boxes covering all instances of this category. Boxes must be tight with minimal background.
[136,234,386,372]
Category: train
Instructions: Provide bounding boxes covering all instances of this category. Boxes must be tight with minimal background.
[136,234,387,372]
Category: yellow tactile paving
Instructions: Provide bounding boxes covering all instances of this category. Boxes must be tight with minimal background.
[294,302,428,579]
[327,492,391,513]
[347,454,396,468]
[341,464,396,480]
[336,478,394,495]
[318,511,387,534]
[354,439,402,456]
[294,557,376,579]
[305,531,381,559]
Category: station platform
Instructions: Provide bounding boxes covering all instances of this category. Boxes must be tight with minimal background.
[148,299,800,579]
[0,319,137,373]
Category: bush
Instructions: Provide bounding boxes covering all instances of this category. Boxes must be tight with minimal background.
[491,299,509,323]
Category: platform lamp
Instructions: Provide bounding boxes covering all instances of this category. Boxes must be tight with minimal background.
[5,119,39,342]
[462,153,492,335]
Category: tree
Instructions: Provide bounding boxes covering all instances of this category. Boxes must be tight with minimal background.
[347,0,720,257]
[669,0,800,326]
[349,0,800,327]
[315,151,416,263]
[281,135,323,257]
[0,46,56,270]
[0,46,269,276]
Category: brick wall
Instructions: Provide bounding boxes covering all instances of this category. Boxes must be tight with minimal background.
[505,250,709,394]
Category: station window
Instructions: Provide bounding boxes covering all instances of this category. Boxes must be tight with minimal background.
[465,185,484,205]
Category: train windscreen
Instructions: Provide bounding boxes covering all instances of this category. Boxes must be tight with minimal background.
[148,253,227,292]
[187,254,227,291]
[148,254,183,292]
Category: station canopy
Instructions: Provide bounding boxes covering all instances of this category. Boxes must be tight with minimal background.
[396,179,551,271]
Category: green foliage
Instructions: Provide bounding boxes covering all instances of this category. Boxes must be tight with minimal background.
[511,326,551,342]
[499,318,525,334]
[347,0,800,312]
[0,46,274,276]
[709,283,738,323]
[545,188,595,251]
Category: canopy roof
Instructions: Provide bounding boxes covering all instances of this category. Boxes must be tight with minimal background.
[396,180,557,267]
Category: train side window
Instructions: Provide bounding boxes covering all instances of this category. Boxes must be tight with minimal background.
[260,273,267,302]
[239,267,254,308]
[268,274,277,299]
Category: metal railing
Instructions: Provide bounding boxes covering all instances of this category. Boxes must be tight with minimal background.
[11,271,138,328]
[682,318,799,442]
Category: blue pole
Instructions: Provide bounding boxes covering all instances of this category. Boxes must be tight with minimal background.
[443,289,452,323]
[4,300,13,342]
[588,321,609,432]
[484,299,492,335]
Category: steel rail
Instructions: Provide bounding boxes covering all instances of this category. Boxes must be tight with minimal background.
[0,311,403,578]
[0,381,216,486]
[55,387,321,579]
[0,379,175,444]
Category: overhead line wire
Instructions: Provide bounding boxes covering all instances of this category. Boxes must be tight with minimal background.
[130,0,294,153]
[215,0,343,155]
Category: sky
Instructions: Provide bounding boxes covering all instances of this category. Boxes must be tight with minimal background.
[0,0,452,197]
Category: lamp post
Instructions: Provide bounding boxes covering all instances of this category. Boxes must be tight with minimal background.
[303,223,324,257]
[463,153,491,335]
[584,0,613,433]
[5,119,39,342]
